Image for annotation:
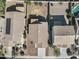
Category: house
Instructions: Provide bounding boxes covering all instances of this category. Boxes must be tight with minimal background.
[52,26,76,56]
[53,26,75,47]
[28,21,48,48]
[4,1,25,46]
[27,18,48,56]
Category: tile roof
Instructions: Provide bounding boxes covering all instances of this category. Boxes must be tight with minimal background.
[28,22,48,48]
[53,26,75,36]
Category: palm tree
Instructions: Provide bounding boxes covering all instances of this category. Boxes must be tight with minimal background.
[66,48,72,55]
[47,2,50,22]
[24,0,31,34]
[54,47,60,56]
[24,0,27,31]
[47,2,52,47]
[67,2,72,25]
[66,2,75,26]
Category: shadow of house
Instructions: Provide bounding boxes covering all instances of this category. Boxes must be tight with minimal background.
[36,15,46,22]
[48,15,67,30]
[7,5,16,11]
[28,15,46,24]
[48,15,67,44]
[27,15,46,33]
[29,14,37,19]
[31,20,42,24]
[51,15,67,26]
[6,5,23,12]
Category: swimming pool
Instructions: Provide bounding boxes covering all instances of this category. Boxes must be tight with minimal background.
[72,4,79,14]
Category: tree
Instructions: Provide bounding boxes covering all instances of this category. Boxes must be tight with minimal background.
[12,47,16,56]
[48,39,52,47]
[54,47,60,56]
[23,30,26,39]
[26,1,31,5]
[0,0,5,17]
[71,44,78,52]
[23,41,27,49]
[39,2,42,6]
[20,50,24,56]
[0,44,3,49]
[66,48,72,55]
[23,43,27,49]
[24,0,32,18]
[66,2,74,25]
[24,0,32,34]
[75,39,78,45]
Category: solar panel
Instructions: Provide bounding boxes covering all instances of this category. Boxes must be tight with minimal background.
[6,18,11,34]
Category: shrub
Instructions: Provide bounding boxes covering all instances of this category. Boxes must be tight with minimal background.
[26,1,32,5]
[54,47,60,56]
[23,44,27,49]
[0,49,5,56]
[20,50,24,56]
[48,39,52,47]
[66,9,70,13]
[66,48,72,55]
[66,12,74,18]
[23,30,26,39]
[39,2,42,6]
[12,47,16,56]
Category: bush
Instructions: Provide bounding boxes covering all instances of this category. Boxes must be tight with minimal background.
[54,47,60,56]
[66,13,71,19]
[39,2,42,6]
[66,48,72,55]
[23,41,27,49]
[71,16,75,25]
[71,44,78,52]
[75,39,78,45]
[0,45,3,49]
[48,39,52,47]
[34,2,38,5]
[20,50,24,56]
[66,12,75,25]
[0,49,5,56]
[12,47,16,56]
[66,9,70,13]
[66,12,74,19]
[23,30,26,39]
[4,48,7,54]
[26,1,32,5]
